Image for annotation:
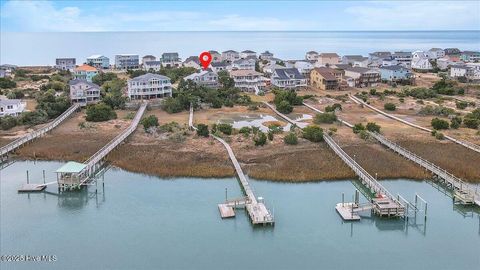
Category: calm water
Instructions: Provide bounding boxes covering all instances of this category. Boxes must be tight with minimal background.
[1,31,479,66]
[1,161,479,270]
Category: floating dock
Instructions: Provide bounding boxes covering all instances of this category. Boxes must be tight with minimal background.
[17,184,47,192]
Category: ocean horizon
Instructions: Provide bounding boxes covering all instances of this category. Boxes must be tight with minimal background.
[1,30,479,66]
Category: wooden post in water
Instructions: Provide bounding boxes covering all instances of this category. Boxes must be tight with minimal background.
[225,188,228,202]
[26,170,29,184]
[342,192,344,207]
[43,170,46,184]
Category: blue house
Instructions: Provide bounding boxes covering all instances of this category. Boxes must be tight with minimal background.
[379,65,412,82]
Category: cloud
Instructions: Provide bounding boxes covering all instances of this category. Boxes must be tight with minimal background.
[345,1,480,30]
[207,14,305,31]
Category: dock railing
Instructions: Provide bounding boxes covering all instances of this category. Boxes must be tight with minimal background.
[0,103,80,158]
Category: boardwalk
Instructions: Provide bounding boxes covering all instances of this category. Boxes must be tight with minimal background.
[348,94,480,154]
[265,102,405,217]
[0,104,80,160]
[303,102,479,206]
[57,102,147,190]
[189,105,274,225]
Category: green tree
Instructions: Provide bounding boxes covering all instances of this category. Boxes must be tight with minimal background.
[277,100,293,114]
[0,115,17,130]
[431,118,449,130]
[92,72,118,86]
[196,124,209,137]
[141,115,159,131]
[102,78,127,109]
[284,132,298,145]
[217,70,235,89]
[302,125,324,142]
[0,78,17,89]
[85,103,117,122]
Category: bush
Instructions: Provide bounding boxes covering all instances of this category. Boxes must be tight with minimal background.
[217,123,233,135]
[450,116,462,129]
[163,97,184,113]
[325,103,342,112]
[196,123,209,137]
[302,125,324,142]
[18,110,48,126]
[268,124,283,134]
[418,105,455,117]
[277,100,293,114]
[267,131,274,141]
[359,130,370,140]
[366,122,381,133]
[464,118,479,129]
[141,115,159,131]
[239,126,251,136]
[435,132,445,140]
[0,115,17,130]
[314,112,337,124]
[253,131,267,146]
[159,122,181,133]
[85,103,117,122]
[384,103,396,111]
[284,132,298,145]
[353,123,366,134]
[431,118,449,130]
[0,78,16,89]
[456,101,468,110]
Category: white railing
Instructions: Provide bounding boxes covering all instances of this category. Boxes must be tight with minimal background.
[0,104,80,157]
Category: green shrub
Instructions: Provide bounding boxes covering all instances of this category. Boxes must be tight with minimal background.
[141,115,159,131]
[0,115,17,130]
[456,101,468,110]
[325,103,342,112]
[217,123,233,135]
[159,122,181,133]
[0,78,16,89]
[254,131,267,146]
[19,110,48,126]
[359,130,370,140]
[418,105,455,117]
[463,118,479,129]
[314,112,337,124]
[450,116,462,129]
[239,126,252,136]
[435,132,445,140]
[85,103,117,122]
[268,124,283,134]
[277,100,293,114]
[196,124,209,137]
[366,122,381,133]
[302,125,324,142]
[431,118,449,130]
[267,131,274,141]
[284,132,298,145]
[163,97,185,113]
[353,123,366,134]
[384,103,396,111]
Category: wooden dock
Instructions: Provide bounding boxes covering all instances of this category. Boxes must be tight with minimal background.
[0,104,80,160]
[18,184,46,192]
[189,105,274,225]
[348,94,480,154]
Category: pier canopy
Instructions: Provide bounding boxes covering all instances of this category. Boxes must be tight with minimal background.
[56,162,87,189]
[56,162,87,174]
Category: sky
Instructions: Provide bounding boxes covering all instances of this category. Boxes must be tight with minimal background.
[1,0,479,32]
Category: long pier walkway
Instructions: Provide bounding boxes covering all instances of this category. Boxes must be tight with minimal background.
[1,103,80,160]
[56,102,147,190]
[189,105,274,225]
[348,94,480,154]
[264,102,405,217]
[303,101,479,206]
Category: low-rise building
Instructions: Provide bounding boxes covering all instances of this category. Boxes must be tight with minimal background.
[436,56,461,71]
[342,55,364,65]
[444,48,461,55]
[310,67,341,90]
[209,50,222,62]
[260,51,274,60]
[427,48,445,59]
[161,52,181,68]
[73,64,99,82]
[460,51,480,62]
[231,58,256,70]
[142,55,157,66]
[55,58,76,71]
[411,51,433,71]
[0,99,26,117]
[450,64,480,82]
[69,79,101,106]
[379,66,412,82]
[115,54,139,69]
[342,67,380,87]
[184,70,219,88]
[0,65,16,78]
[391,52,412,68]
[183,56,201,69]
[240,50,257,59]
[210,62,231,73]
[127,73,172,100]
[317,53,340,66]
[305,51,319,61]
[222,50,240,63]
[144,61,162,71]
[271,68,307,89]
[230,70,267,93]
[86,55,110,69]
[294,61,315,79]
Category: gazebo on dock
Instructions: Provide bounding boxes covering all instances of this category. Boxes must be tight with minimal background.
[55,161,87,190]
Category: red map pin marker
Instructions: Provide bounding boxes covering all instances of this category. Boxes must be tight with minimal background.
[199,51,212,70]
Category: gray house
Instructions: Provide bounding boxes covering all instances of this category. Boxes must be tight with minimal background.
[271,68,307,89]
[161,53,181,68]
[69,79,101,106]
[127,73,172,100]
[55,58,76,71]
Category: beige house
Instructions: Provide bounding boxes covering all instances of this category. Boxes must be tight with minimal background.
[317,53,340,66]
[310,67,341,90]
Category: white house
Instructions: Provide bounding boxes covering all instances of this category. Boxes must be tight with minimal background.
[260,51,274,60]
[127,73,172,100]
[142,55,157,66]
[305,51,319,61]
[294,61,314,79]
[183,56,201,69]
[210,62,231,73]
[69,79,101,106]
[0,99,26,117]
[427,48,445,59]
[271,68,307,89]
[184,70,219,88]
[55,58,76,71]
[230,70,267,94]
[209,50,222,62]
[231,58,256,71]
[144,61,162,71]
[411,51,433,71]
[450,64,480,82]
[240,50,257,59]
[221,50,240,63]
